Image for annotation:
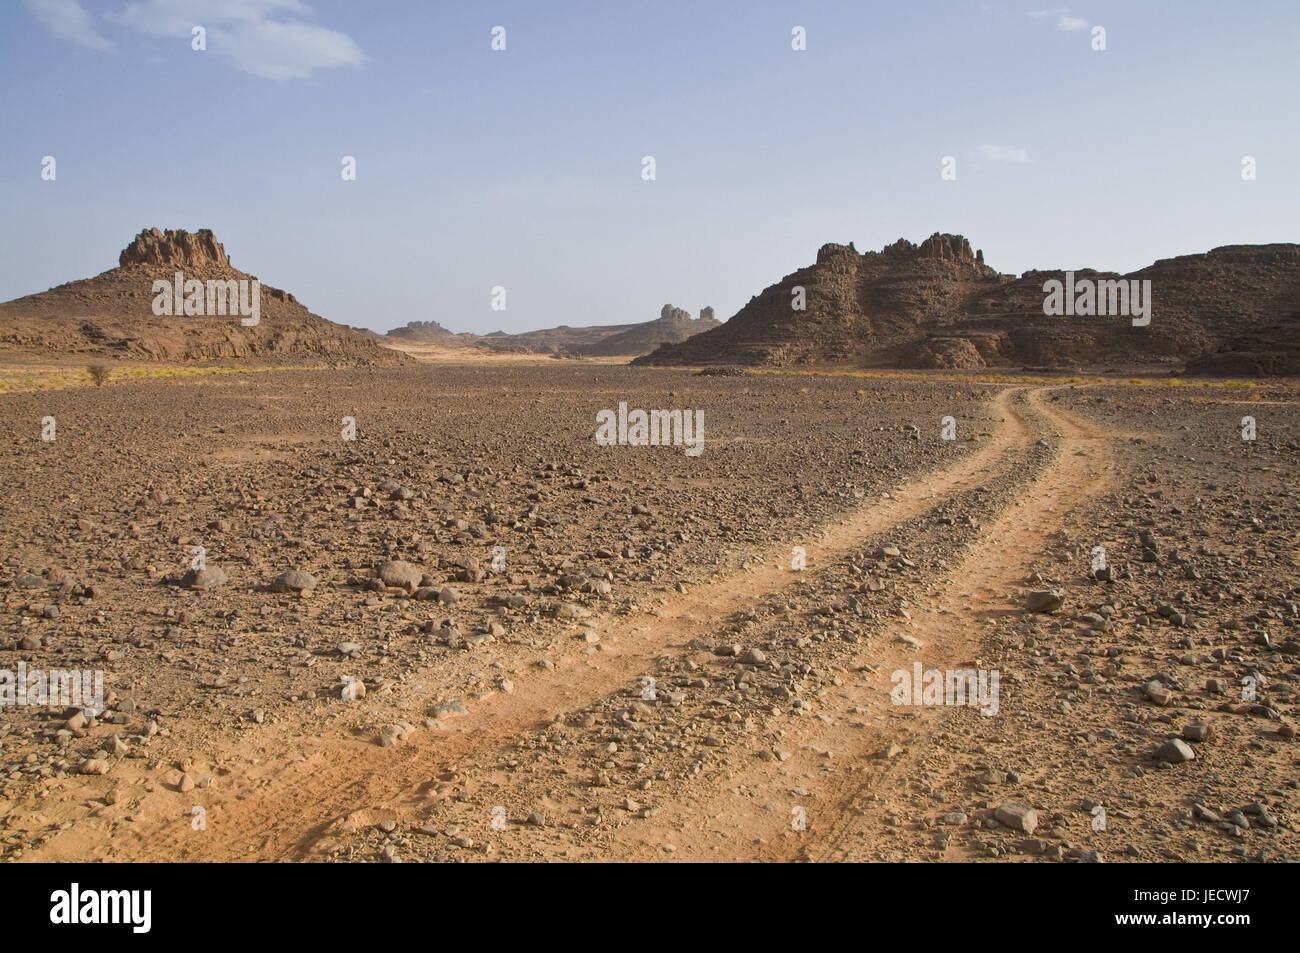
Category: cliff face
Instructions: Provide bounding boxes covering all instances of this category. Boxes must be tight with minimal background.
[0,228,407,365]
[633,235,1300,374]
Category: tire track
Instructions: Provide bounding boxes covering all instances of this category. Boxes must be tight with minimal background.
[580,387,1115,861]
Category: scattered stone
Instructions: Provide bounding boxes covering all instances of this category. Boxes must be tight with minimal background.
[1193,803,1222,823]
[378,723,414,747]
[994,802,1038,834]
[181,565,227,591]
[1146,681,1174,706]
[377,560,422,590]
[555,602,589,620]
[429,699,467,719]
[1155,738,1196,764]
[271,570,318,593]
[1025,589,1064,613]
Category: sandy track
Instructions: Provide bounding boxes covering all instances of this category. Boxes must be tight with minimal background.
[519,386,1115,861]
[779,387,1113,861]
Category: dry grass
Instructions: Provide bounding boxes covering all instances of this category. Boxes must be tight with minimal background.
[0,362,322,394]
[669,364,1300,393]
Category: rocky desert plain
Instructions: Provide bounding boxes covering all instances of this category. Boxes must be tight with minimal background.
[0,229,1297,866]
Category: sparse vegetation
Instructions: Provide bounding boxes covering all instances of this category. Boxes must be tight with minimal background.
[86,363,110,386]
[0,362,322,394]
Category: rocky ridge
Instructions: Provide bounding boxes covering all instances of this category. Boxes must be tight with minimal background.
[634,235,1300,375]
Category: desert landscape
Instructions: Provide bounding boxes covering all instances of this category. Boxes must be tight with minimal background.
[1,3,1297,900]
[0,228,1297,865]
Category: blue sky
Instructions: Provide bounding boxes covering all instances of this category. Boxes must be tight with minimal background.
[1,1,1296,334]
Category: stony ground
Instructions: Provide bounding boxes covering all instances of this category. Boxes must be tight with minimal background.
[0,365,1295,863]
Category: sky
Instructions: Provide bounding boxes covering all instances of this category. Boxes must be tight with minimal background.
[1,0,1297,335]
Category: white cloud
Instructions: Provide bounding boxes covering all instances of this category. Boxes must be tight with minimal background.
[976,144,1032,164]
[30,0,363,80]
[111,0,363,80]
[23,0,114,52]
[1028,7,1090,31]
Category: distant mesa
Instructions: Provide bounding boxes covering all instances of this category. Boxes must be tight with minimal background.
[0,228,404,365]
[578,304,720,357]
[633,233,1300,376]
[383,302,721,359]
[386,320,473,344]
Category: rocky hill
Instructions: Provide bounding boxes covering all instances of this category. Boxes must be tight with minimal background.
[0,228,407,366]
[633,234,1300,375]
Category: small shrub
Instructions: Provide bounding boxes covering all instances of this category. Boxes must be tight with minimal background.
[86,364,110,386]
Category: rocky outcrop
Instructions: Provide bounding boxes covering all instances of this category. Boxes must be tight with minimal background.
[879,233,986,268]
[899,336,987,370]
[635,233,999,368]
[919,232,979,264]
[119,227,231,270]
[0,228,407,366]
